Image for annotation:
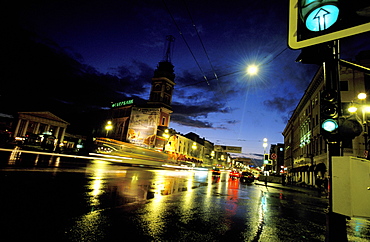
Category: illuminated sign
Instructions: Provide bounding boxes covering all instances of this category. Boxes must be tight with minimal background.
[112,99,134,108]
[214,145,242,153]
[127,107,159,146]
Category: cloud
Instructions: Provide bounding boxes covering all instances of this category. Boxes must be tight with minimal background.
[263,96,298,113]
[262,96,300,123]
[172,101,230,117]
[113,61,154,97]
[170,100,233,128]
[170,114,214,129]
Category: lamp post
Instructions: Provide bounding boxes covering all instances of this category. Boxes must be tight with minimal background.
[163,129,170,152]
[348,93,369,156]
[191,142,197,157]
[263,138,268,154]
[358,93,368,152]
[263,138,269,176]
[105,121,113,137]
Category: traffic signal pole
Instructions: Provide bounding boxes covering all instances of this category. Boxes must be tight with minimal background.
[323,40,348,242]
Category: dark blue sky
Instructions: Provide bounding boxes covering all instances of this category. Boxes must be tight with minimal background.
[5,0,370,156]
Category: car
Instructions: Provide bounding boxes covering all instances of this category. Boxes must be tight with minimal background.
[180,161,194,168]
[212,168,221,176]
[229,170,241,178]
[240,171,255,183]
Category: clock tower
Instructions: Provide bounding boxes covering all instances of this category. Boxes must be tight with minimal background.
[148,36,176,110]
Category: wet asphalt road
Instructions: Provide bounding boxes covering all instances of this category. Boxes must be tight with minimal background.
[0,149,369,241]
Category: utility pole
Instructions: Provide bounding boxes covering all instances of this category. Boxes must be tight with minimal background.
[322,40,348,242]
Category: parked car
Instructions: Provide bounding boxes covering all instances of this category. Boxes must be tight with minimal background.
[212,167,221,176]
[240,171,255,183]
[229,169,241,178]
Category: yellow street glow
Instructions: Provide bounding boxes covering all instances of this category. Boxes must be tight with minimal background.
[358,93,367,100]
[348,106,357,113]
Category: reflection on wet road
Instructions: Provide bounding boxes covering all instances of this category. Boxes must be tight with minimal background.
[0,149,369,241]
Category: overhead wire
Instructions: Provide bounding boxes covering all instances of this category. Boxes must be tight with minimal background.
[163,0,288,147]
[181,0,232,113]
[162,0,210,86]
[176,47,289,89]
[164,0,288,91]
[182,0,216,85]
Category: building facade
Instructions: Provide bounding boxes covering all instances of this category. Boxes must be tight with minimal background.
[105,58,175,149]
[103,58,220,166]
[13,111,70,150]
[269,143,285,175]
[283,50,370,186]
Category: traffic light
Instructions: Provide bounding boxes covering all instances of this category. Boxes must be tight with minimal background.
[338,115,363,140]
[264,154,269,164]
[300,0,339,33]
[320,89,339,140]
[289,0,370,49]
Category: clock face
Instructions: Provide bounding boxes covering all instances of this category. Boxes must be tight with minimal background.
[154,84,161,90]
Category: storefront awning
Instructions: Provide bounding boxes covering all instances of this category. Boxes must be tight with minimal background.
[290,165,309,172]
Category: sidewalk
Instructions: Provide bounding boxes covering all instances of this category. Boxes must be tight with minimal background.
[254,180,328,199]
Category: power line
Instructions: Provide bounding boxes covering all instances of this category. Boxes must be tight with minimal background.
[177,47,289,89]
[181,0,233,113]
[183,0,216,85]
[162,0,210,86]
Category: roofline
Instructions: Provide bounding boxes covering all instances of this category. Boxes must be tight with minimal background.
[339,59,370,74]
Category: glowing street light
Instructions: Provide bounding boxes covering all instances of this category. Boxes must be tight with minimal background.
[263,138,268,166]
[347,93,369,152]
[348,105,358,113]
[163,129,170,152]
[105,121,113,137]
[246,64,259,76]
[163,129,170,139]
[358,93,367,100]
[192,142,197,150]
[263,138,268,152]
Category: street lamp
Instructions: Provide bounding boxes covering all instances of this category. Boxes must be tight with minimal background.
[192,142,197,150]
[163,129,170,151]
[105,121,113,137]
[348,93,369,153]
[246,64,259,76]
[211,150,215,159]
[191,142,197,157]
[358,92,367,100]
[358,93,368,152]
[263,138,268,153]
[262,138,269,175]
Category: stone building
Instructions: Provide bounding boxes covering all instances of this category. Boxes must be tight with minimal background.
[13,111,69,149]
[283,50,370,186]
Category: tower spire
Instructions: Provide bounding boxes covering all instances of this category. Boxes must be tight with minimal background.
[163,35,175,63]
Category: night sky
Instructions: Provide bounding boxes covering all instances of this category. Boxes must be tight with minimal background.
[2,0,370,157]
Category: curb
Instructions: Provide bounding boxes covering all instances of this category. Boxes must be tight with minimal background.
[254,181,326,198]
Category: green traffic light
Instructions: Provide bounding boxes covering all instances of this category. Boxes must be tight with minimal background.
[322,119,338,132]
